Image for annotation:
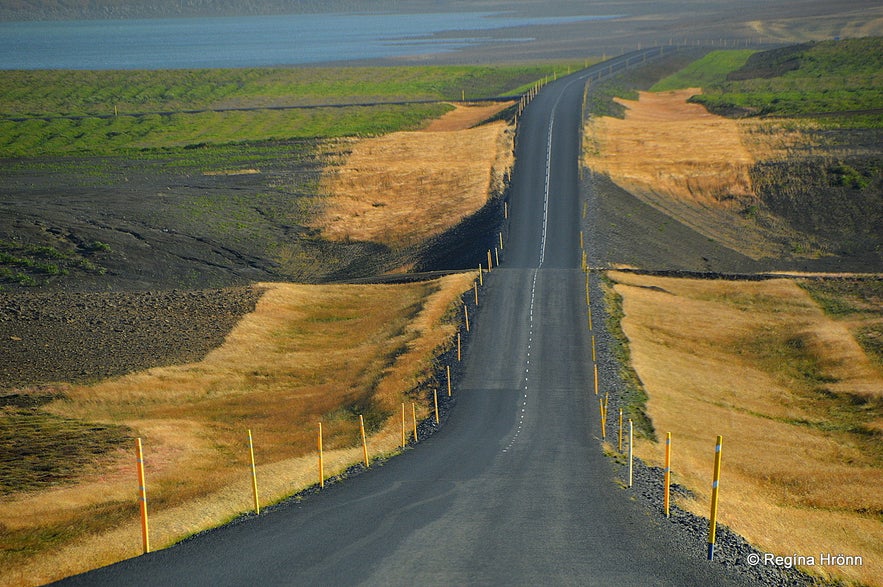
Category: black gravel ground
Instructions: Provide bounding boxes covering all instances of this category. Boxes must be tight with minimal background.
[0,286,262,390]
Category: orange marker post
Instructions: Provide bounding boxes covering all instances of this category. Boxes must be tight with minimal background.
[433,389,440,424]
[464,304,470,332]
[135,438,150,554]
[457,331,462,362]
[446,365,452,397]
[487,249,493,271]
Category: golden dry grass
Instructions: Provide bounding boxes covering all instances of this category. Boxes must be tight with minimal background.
[583,90,813,259]
[421,101,513,132]
[0,273,474,587]
[314,108,514,248]
[611,271,883,586]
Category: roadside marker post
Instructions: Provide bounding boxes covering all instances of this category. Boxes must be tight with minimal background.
[499,231,504,250]
[247,429,260,515]
[664,432,672,517]
[708,436,723,560]
[618,409,623,453]
[401,403,406,448]
[359,415,369,468]
[412,402,418,443]
[464,304,470,332]
[318,422,324,489]
[457,331,462,362]
[433,389,440,424]
[628,420,634,488]
[487,249,493,271]
[495,247,499,268]
[135,438,150,554]
[593,364,599,395]
[478,264,483,286]
[599,398,606,439]
[446,365,452,397]
[474,281,479,305]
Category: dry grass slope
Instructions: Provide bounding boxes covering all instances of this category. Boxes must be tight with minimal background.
[0,273,474,587]
[583,89,815,260]
[315,104,514,248]
[611,271,882,586]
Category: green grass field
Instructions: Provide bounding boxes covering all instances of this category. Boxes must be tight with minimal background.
[0,64,573,156]
[650,50,755,91]
[682,38,883,122]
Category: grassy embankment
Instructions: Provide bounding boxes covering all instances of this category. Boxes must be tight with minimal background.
[0,65,572,583]
[585,40,882,586]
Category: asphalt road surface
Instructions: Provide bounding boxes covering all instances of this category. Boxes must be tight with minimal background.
[58,57,758,587]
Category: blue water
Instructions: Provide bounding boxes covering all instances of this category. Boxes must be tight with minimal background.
[0,12,615,70]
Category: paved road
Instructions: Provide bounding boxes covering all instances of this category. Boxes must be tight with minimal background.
[59,57,755,586]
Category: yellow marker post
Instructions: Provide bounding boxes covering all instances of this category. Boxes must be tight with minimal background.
[446,365,452,397]
[708,436,723,560]
[664,432,672,517]
[580,230,584,250]
[135,438,150,554]
[591,335,597,362]
[412,402,418,443]
[401,403,406,448]
[457,331,461,362]
[359,415,369,468]
[599,398,606,439]
[433,389,440,424]
[247,429,260,515]
[464,304,470,332]
[593,364,599,396]
[318,422,324,489]
[618,409,623,453]
[628,420,634,488]
[478,264,483,286]
[474,281,479,305]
